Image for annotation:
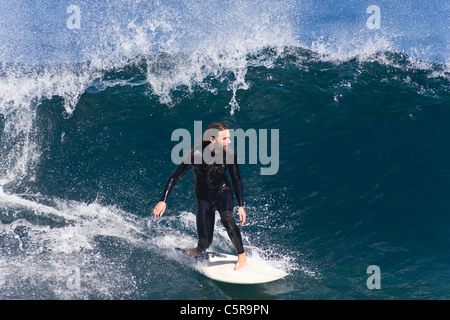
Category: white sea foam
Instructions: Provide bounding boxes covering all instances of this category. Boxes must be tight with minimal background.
[0,190,148,299]
[0,189,303,298]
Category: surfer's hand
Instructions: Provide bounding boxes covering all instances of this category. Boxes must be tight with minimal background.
[238,206,246,226]
[153,201,166,219]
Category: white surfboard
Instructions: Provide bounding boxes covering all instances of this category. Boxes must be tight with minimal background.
[195,252,288,284]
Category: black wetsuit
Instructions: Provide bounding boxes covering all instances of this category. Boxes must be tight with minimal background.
[160,144,245,255]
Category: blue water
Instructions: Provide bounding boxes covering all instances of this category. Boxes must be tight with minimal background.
[0,1,449,300]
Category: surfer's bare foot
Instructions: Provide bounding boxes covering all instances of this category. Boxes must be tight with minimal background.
[184,248,201,258]
[234,252,248,270]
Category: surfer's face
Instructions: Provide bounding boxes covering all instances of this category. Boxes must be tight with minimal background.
[211,129,231,152]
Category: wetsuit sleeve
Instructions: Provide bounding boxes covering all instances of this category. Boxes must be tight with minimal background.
[228,153,244,207]
[159,156,193,203]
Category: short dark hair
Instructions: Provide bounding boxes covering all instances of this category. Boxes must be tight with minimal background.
[205,122,229,132]
[200,122,229,147]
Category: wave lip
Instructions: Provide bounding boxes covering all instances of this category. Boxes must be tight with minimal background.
[0,44,448,190]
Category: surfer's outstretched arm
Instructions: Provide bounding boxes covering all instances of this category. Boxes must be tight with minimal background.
[153,158,192,219]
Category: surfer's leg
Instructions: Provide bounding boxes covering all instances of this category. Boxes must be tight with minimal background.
[217,189,245,255]
[196,197,215,253]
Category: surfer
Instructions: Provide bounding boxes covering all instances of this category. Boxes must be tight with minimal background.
[153,122,248,270]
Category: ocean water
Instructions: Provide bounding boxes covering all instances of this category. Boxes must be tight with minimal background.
[0,0,449,300]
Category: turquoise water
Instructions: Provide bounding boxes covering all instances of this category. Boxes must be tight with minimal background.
[0,1,449,300]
